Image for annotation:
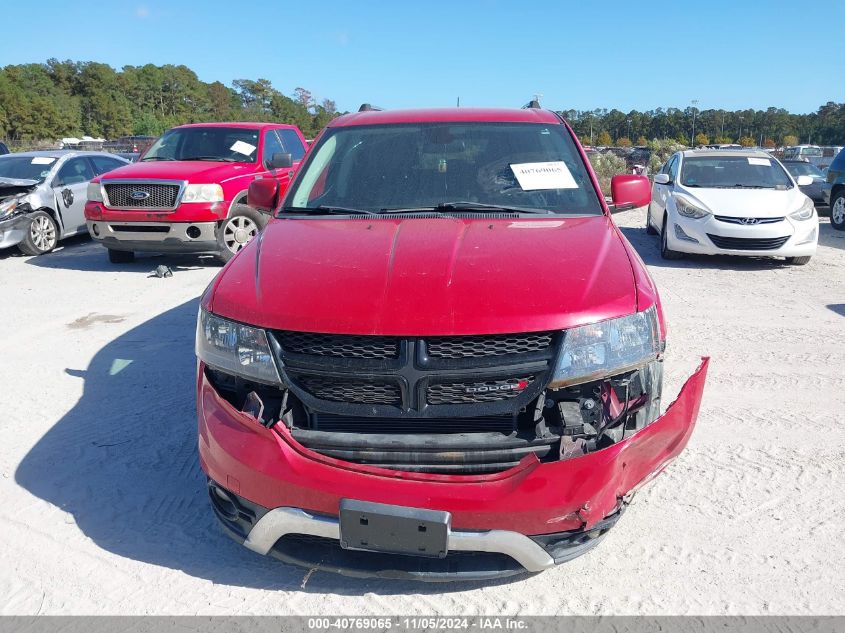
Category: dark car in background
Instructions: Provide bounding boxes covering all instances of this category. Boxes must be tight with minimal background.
[783,160,827,207]
[0,142,9,156]
[824,147,845,230]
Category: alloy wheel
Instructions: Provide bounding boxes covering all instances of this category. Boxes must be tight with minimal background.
[30,215,57,252]
[222,216,258,254]
[832,197,845,225]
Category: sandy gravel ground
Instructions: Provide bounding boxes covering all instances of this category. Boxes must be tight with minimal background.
[1,208,843,615]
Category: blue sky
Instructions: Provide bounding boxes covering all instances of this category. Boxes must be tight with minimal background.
[1,0,841,114]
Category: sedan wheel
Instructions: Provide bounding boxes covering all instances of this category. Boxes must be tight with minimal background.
[831,193,845,231]
[18,211,59,255]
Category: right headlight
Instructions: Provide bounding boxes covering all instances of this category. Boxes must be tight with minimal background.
[549,306,661,388]
[87,182,104,202]
[0,196,22,219]
[674,195,710,219]
[196,309,282,385]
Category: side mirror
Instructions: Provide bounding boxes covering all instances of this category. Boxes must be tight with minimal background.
[653,173,671,185]
[267,152,293,169]
[248,178,280,212]
[795,175,813,186]
[610,174,652,211]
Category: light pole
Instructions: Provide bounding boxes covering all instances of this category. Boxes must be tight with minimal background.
[627,119,631,141]
[691,99,699,146]
[739,116,744,141]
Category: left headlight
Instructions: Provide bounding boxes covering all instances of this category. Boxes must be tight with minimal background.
[86,182,103,202]
[549,306,661,388]
[196,310,282,385]
[674,195,710,219]
[183,183,224,203]
[789,197,815,221]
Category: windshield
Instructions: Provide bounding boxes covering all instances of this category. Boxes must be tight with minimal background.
[142,127,259,163]
[0,155,57,183]
[784,162,824,179]
[283,122,602,215]
[680,156,793,189]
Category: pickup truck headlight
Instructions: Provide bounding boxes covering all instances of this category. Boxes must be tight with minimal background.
[183,184,224,203]
[549,306,661,388]
[87,182,104,202]
[196,310,282,385]
[789,197,815,221]
[674,195,710,219]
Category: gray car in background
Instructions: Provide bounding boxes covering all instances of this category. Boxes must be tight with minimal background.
[0,150,128,255]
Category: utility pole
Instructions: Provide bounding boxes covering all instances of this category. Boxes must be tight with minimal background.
[691,99,699,146]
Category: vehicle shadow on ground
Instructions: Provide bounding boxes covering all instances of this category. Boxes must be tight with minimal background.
[22,235,223,273]
[818,221,845,251]
[828,304,845,317]
[15,299,522,595]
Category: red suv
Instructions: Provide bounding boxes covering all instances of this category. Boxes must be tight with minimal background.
[196,106,709,580]
[85,122,307,263]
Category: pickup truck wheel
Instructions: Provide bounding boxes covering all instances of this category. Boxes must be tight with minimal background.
[18,211,58,255]
[660,217,683,260]
[108,249,135,264]
[831,192,845,231]
[217,204,264,262]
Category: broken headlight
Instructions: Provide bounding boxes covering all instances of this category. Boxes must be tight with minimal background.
[196,310,282,385]
[0,196,25,220]
[550,306,661,388]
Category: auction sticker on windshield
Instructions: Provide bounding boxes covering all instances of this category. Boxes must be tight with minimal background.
[31,157,56,165]
[747,157,771,166]
[510,161,577,190]
[230,140,256,156]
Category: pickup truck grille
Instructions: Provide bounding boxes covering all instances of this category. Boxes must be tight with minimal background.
[103,181,182,210]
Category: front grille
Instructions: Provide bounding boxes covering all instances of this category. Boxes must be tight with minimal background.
[714,215,785,225]
[104,182,181,209]
[278,331,399,359]
[707,234,790,250]
[295,376,401,405]
[313,413,515,434]
[427,333,553,358]
[427,377,535,405]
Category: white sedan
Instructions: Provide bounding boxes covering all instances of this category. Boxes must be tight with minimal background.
[647,149,818,265]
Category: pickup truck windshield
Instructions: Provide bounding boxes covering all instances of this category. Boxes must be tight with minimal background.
[142,127,259,163]
[284,122,602,215]
[681,156,793,189]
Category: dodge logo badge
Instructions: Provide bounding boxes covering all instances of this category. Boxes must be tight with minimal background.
[465,379,529,394]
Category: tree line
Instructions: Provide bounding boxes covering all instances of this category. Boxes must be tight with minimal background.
[2,59,844,147]
[0,59,339,141]
[561,103,845,148]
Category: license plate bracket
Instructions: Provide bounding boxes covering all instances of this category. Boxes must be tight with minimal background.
[339,499,450,558]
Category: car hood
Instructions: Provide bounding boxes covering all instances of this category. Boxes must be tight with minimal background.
[97,160,254,183]
[679,186,806,218]
[209,216,639,336]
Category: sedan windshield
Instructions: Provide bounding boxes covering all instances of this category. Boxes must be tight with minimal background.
[0,155,57,183]
[284,122,602,215]
[784,162,824,179]
[142,127,259,163]
[680,156,793,189]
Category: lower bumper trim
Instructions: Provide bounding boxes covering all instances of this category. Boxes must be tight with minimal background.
[244,506,556,573]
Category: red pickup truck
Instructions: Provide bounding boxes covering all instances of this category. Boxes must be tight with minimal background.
[195,106,709,581]
[84,122,307,262]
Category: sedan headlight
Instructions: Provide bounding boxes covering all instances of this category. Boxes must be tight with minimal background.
[0,197,22,220]
[183,184,224,203]
[196,310,282,384]
[86,182,103,202]
[550,306,661,388]
[789,197,815,221]
[674,195,710,219]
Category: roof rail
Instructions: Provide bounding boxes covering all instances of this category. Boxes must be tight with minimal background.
[522,99,541,109]
[358,103,383,112]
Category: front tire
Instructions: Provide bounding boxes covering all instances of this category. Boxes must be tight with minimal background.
[660,217,683,260]
[831,192,845,231]
[217,204,265,262]
[646,206,658,235]
[18,211,59,255]
[108,249,135,264]
[786,256,811,265]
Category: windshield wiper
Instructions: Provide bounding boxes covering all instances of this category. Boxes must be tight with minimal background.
[140,156,175,161]
[181,156,238,162]
[382,201,552,215]
[281,205,379,216]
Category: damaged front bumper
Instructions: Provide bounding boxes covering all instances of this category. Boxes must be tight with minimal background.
[0,213,32,249]
[198,358,709,580]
